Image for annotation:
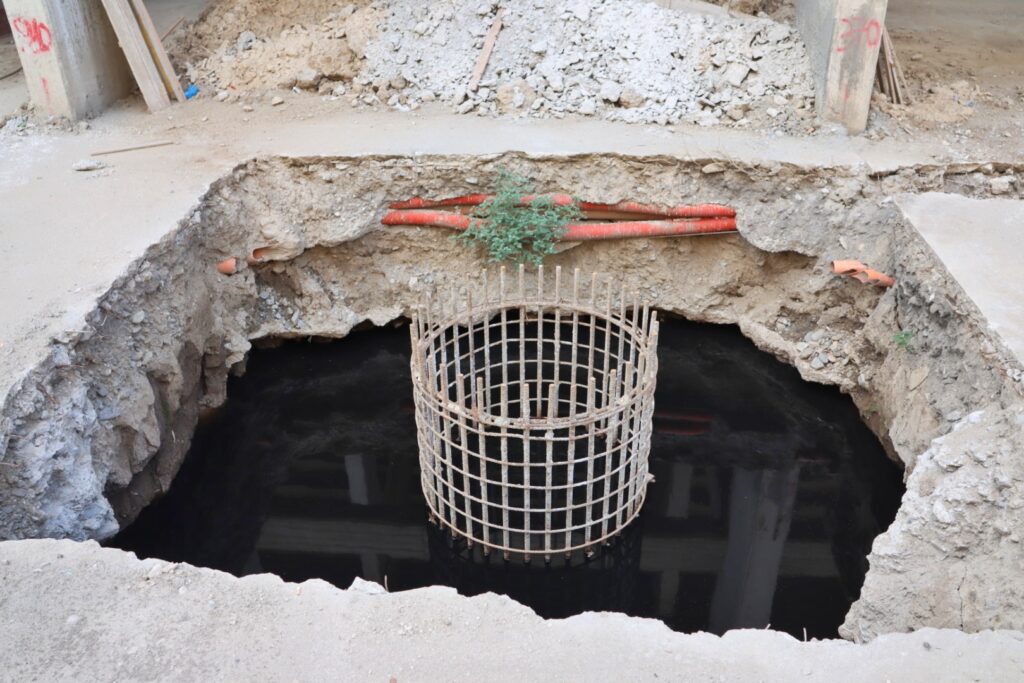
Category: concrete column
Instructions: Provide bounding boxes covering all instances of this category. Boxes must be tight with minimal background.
[795,0,888,134]
[4,0,133,120]
[708,466,800,633]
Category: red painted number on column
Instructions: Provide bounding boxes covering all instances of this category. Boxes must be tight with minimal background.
[11,16,53,55]
[836,17,882,53]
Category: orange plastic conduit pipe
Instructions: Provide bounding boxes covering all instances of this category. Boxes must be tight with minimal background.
[390,195,737,219]
[381,210,738,239]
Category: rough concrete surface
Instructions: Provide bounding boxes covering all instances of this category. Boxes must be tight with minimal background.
[897,192,1024,363]
[2,539,1023,682]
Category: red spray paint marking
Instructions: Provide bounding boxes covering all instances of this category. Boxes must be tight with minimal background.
[11,16,53,55]
[835,16,882,53]
[40,77,50,102]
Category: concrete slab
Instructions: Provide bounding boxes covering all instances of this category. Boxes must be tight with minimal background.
[898,192,1024,364]
[2,539,1024,682]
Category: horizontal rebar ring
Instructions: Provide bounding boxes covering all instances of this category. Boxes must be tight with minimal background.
[409,265,659,560]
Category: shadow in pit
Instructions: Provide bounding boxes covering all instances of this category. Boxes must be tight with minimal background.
[111,316,904,639]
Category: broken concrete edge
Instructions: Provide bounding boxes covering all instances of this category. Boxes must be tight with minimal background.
[1,152,1023,642]
[1,539,1022,682]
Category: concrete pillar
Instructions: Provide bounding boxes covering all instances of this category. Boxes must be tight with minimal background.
[4,0,133,120]
[708,466,800,633]
[795,0,888,134]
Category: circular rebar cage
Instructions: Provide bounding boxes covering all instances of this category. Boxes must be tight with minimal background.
[409,266,659,560]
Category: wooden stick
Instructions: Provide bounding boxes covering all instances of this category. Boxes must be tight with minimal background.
[887,28,911,104]
[92,140,175,157]
[469,9,503,92]
[160,16,185,41]
[128,0,187,102]
[100,0,171,112]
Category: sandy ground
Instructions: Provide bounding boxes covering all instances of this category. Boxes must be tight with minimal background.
[1,539,1022,682]
[866,0,1024,150]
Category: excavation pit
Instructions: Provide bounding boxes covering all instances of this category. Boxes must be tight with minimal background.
[3,153,1023,643]
[112,316,904,639]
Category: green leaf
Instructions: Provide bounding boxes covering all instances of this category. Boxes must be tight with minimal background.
[456,169,582,265]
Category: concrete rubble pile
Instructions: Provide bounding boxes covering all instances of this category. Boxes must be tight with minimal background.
[174,0,816,130]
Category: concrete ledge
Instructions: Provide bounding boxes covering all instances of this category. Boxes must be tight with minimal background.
[898,192,1024,365]
[1,539,1022,682]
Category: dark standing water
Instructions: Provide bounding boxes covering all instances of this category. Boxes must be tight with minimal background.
[112,317,904,639]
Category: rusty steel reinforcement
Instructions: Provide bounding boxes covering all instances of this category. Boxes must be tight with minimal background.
[409,265,659,561]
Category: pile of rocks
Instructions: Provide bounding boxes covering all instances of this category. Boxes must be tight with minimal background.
[361,0,814,128]
[174,0,816,130]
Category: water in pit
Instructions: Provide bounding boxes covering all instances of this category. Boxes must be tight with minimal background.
[112,317,904,639]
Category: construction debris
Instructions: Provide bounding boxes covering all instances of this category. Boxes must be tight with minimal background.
[171,0,816,130]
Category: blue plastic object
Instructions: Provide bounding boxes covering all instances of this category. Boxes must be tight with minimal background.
[184,84,199,100]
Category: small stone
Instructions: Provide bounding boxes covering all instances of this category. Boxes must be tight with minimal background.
[295,68,322,90]
[72,159,105,172]
[701,163,726,174]
[236,30,256,52]
[333,84,347,97]
[130,311,146,324]
[579,99,597,115]
[98,406,120,421]
[766,107,780,118]
[725,105,746,121]
[216,90,230,102]
[241,104,254,113]
[945,410,963,422]
[989,176,1014,195]
[545,71,565,92]
[810,356,825,370]
[932,500,955,525]
[599,82,622,103]
[66,615,81,627]
[271,96,284,106]
[723,63,750,88]
[619,89,645,109]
